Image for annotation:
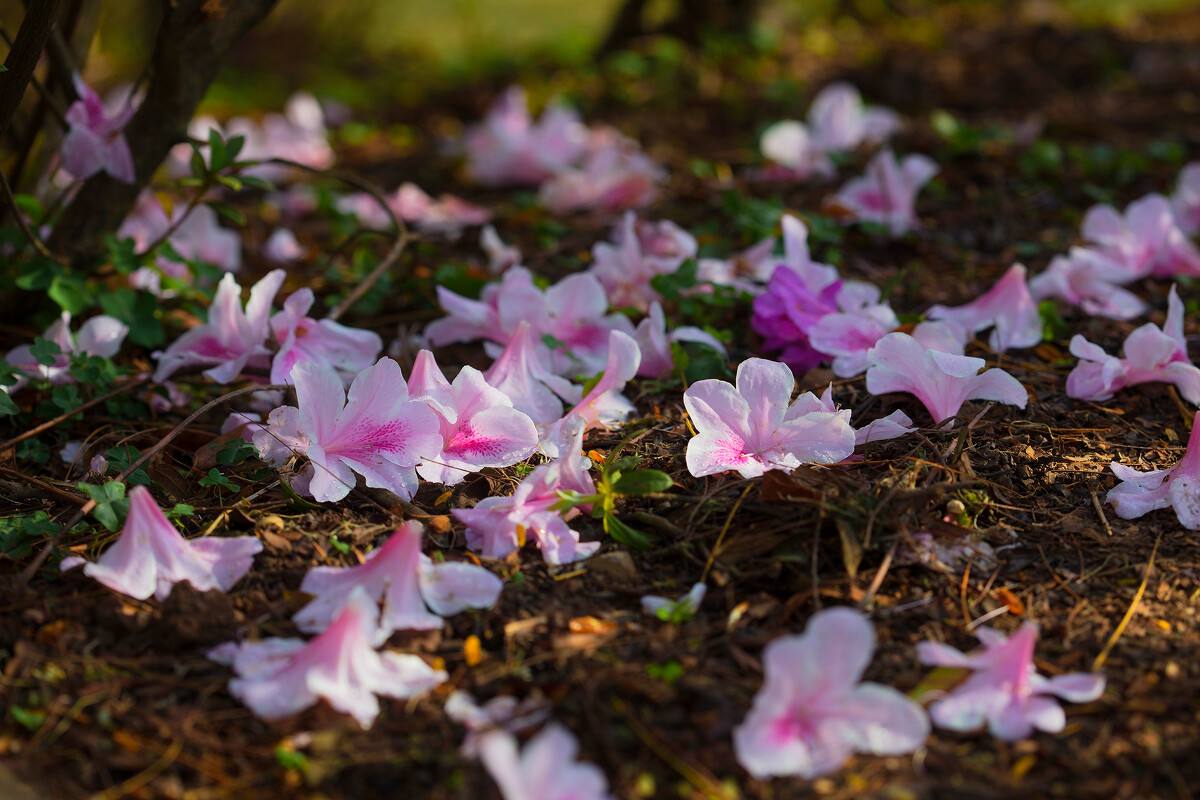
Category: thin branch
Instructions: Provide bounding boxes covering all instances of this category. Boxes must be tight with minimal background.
[0,376,148,452]
[0,160,63,262]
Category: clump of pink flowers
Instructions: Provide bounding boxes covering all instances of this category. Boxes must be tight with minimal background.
[589,212,696,310]
[734,607,928,779]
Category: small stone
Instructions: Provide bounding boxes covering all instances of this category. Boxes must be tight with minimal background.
[586,551,639,583]
[946,499,966,515]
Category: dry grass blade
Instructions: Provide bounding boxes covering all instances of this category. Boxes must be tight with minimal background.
[1092,533,1161,672]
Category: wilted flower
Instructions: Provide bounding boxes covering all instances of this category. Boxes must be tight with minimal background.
[734,607,929,779]
[464,86,588,186]
[831,149,938,236]
[865,332,1028,424]
[5,312,128,392]
[294,521,502,641]
[683,358,856,478]
[153,270,285,383]
[1066,285,1200,405]
[61,75,135,183]
[61,486,260,601]
[917,623,1105,741]
[1081,194,1200,279]
[475,723,613,800]
[1107,410,1200,528]
[212,586,446,728]
[254,358,441,503]
[927,264,1042,352]
[1028,248,1146,321]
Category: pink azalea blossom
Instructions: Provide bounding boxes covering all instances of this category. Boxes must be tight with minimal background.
[1171,162,1200,236]
[759,121,835,181]
[391,183,491,237]
[119,194,243,278]
[1028,248,1147,321]
[426,267,630,375]
[589,212,697,310]
[481,225,522,274]
[60,486,260,601]
[61,75,135,183]
[807,292,900,378]
[752,266,843,373]
[476,723,613,800]
[1081,194,1200,279]
[465,86,588,186]
[542,331,641,456]
[269,288,382,385]
[634,302,727,379]
[734,607,929,779]
[446,691,549,757]
[927,264,1042,352]
[212,586,446,728]
[1107,410,1200,527]
[454,420,599,565]
[1066,285,1200,405]
[539,130,663,214]
[865,332,1028,424]
[831,150,938,236]
[294,521,502,641]
[153,270,285,383]
[641,582,706,621]
[5,312,128,392]
[484,321,583,424]
[254,358,442,503]
[805,385,915,446]
[263,228,304,263]
[917,623,1105,741]
[911,319,969,355]
[406,350,538,485]
[683,357,856,478]
[696,237,777,294]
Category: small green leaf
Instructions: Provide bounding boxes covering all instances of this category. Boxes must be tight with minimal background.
[16,439,50,465]
[166,503,195,520]
[199,468,240,492]
[225,134,246,164]
[612,469,673,495]
[0,391,18,416]
[49,274,90,314]
[106,445,151,486]
[208,128,228,171]
[29,338,62,367]
[78,480,129,531]
[209,202,245,226]
[603,513,654,549]
[9,706,46,732]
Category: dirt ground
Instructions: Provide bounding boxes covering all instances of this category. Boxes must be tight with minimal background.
[3,5,1200,799]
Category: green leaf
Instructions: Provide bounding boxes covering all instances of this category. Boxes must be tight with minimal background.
[649,258,698,301]
[199,468,240,492]
[216,439,256,467]
[612,469,673,495]
[29,338,62,367]
[208,128,228,172]
[215,175,244,192]
[13,194,44,222]
[239,174,275,192]
[603,513,654,549]
[49,273,90,314]
[225,134,246,164]
[16,439,49,465]
[106,445,151,486]
[189,143,207,179]
[0,511,57,558]
[166,503,195,520]
[50,383,82,412]
[209,202,245,226]
[104,235,143,274]
[78,480,129,531]
[15,257,60,290]
[9,706,46,732]
[99,288,164,348]
[0,391,18,416]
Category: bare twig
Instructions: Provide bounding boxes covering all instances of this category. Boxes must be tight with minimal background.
[0,376,148,452]
[0,158,62,262]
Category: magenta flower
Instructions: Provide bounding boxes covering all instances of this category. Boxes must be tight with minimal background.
[5,312,128,392]
[1029,249,1147,321]
[683,358,855,478]
[1171,162,1200,236]
[832,150,938,236]
[865,332,1028,424]
[734,607,929,779]
[153,270,285,383]
[213,586,446,728]
[917,624,1105,741]
[634,302,727,379]
[294,521,502,640]
[61,75,135,183]
[752,266,843,373]
[465,86,588,186]
[927,264,1042,352]
[1066,286,1200,405]
[539,130,663,213]
[454,420,599,565]
[1107,410,1200,527]
[61,486,260,601]
[475,723,613,800]
[542,331,641,456]
[254,358,442,503]
[484,322,583,424]
[589,212,696,310]
[269,288,381,386]
[406,350,538,485]
[1081,194,1200,279]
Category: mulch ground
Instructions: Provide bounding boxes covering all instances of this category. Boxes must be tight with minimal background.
[3,5,1200,798]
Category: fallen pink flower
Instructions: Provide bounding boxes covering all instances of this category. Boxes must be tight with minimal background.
[153,270,285,383]
[751,265,842,373]
[406,350,538,485]
[807,294,900,378]
[1171,162,1200,236]
[484,321,582,424]
[917,623,1104,741]
[5,312,128,392]
[806,82,901,153]
[683,357,855,478]
[696,237,777,294]
[214,586,446,728]
[119,194,243,279]
[1028,248,1146,321]
[391,183,491,237]
[263,228,304,263]
[61,75,135,183]
[465,86,588,186]
[481,225,522,274]
[476,723,613,800]
[1081,194,1200,279]
[734,607,929,779]
[454,420,599,565]
[294,521,501,641]
[759,121,835,181]
[927,264,1042,352]
[61,486,260,600]
[641,582,706,621]
[802,385,915,446]
[634,302,727,379]
[831,149,938,236]
[539,130,662,213]
[1107,410,1200,527]
[542,331,642,457]
[911,319,969,355]
[254,358,441,503]
[190,92,333,182]
[865,332,1028,424]
[269,288,382,386]
[446,691,549,757]
[589,212,696,310]
[1066,285,1200,405]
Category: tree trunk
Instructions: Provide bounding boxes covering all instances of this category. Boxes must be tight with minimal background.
[0,0,63,140]
[48,0,279,264]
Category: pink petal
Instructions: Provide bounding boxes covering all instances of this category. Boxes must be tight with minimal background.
[419,558,503,616]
